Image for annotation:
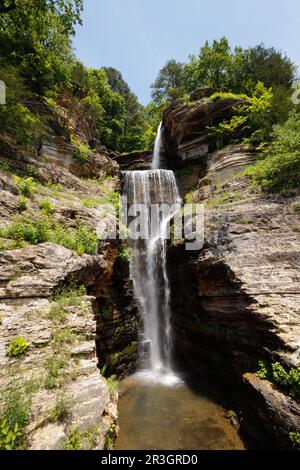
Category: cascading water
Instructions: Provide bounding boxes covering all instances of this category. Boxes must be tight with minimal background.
[123,123,181,383]
[151,122,163,170]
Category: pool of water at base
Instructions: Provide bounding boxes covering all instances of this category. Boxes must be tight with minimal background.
[114,371,249,450]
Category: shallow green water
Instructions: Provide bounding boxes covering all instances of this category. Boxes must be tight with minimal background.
[115,372,248,450]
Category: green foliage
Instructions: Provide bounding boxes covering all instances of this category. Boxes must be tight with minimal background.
[71,136,93,165]
[256,360,300,398]
[0,215,98,255]
[106,375,118,396]
[206,82,273,144]
[14,176,36,197]
[44,353,69,390]
[245,112,300,192]
[52,328,75,350]
[0,215,50,245]
[102,306,112,320]
[0,382,34,449]
[103,67,148,152]
[117,245,131,263]
[151,59,187,105]
[293,203,300,213]
[289,432,300,450]
[64,425,100,450]
[39,199,54,215]
[64,427,82,450]
[49,392,73,424]
[0,419,22,451]
[104,423,116,450]
[7,336,30,357]
[47,285,86,323]
[184,38,295,95]
[17,196,28,213]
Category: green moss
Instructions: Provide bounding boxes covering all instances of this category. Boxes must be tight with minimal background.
[102,306,112,320]
[122,341,138,356]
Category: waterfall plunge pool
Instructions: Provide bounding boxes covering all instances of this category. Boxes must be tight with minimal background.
[115,372,250,450]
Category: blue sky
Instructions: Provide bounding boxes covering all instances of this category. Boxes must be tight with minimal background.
[73,0,300,105]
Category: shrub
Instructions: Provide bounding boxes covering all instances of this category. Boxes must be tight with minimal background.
[7,336,30,357]
[0,215,98,255]
[256,360,300,398]
[17,196,28,212]
[245,113,300,192]
[0,383,33,449]
[39,199,54,215]
[13,176,36,197]
[64,427,82,450]
[52,328,75,350]
[0,419,22,450]
[104,424,116,450]
[289,432,300,450]
[71,136,93,165]
[63,425,100,450]
[117,245,131,262]
[49,393,73,424]
[44,354,69,390]
[0,216,50,245]
[293,203,300,213]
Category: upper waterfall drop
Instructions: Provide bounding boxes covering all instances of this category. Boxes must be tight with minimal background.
[151,122,163,170]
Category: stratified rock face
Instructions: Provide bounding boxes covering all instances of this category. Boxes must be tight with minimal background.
[168,171,300,447]
[0,243,118,450]
[164,98,300,448]
[114,150,153,171]
[163,97,250,169]
[0,136,137,449]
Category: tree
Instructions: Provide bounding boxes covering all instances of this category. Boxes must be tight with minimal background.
[150,59,186,105]
[246,112,300,192]
[184,37,232,92]
[103,67,148,152]
[0,0,83,35]
[0,0,83,94]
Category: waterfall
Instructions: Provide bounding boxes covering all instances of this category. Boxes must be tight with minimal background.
[151,122,163,170]
[123,125,182,384]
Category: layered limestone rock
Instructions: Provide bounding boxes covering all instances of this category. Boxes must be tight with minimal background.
[114,150,153,171]
[163,95,250,168]
[168,166,300,447]
[0,228,123,448]
[0,137,137,448]
[164,97,300,448]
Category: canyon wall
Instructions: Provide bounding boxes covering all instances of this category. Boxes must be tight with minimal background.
[164,96,300,449]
